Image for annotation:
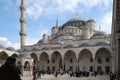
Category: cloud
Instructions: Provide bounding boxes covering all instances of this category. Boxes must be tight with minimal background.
[24,0,112,19]
[99,11,112,34]
[0,37,20,49]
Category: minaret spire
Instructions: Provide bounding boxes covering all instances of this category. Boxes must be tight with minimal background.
[76,10,78,17]
[99,25,101,31]
[56,16,58,28]
[20,0,26,49]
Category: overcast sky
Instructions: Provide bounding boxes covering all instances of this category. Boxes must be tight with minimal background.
[0,0,113,49]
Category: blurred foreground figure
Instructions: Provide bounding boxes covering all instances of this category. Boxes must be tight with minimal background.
[0,56,21,80]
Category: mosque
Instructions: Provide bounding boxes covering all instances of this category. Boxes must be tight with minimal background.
[0,0,120,76]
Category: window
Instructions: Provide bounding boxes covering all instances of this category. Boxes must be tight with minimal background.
[106,57,109,63]
[52,66,55,71]
[47,60,49,63]
[69,66,73,71]
[98,58,102,64]
[70,59,73,63]
[97,66,102,72]
[52,59,55,63]
[47,66,50,71]
[89,66,93,72]
[90,58,93,63]
[105,66,110,74]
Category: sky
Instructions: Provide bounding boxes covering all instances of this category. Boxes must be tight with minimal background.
[0,0,113,49]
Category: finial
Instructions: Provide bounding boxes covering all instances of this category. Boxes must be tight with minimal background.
[76,10,78,17]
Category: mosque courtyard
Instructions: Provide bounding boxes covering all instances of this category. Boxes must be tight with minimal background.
[22,74,110,80]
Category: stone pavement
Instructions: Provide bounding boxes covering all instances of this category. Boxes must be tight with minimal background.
[21,74,110,80]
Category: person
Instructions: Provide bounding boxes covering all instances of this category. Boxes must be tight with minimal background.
[0,56,21,80]
[37,70,41,79]
[33,72,37,80]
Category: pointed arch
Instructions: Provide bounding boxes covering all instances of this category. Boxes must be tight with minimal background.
[24,61,30,71]
[78,49,93,72]
[39,52,49,70]
[40,52,49,61]
[95,47,111,73]
[95,47,111,58]
[11,53,18,57]
[79,49,92,58]
[64,50,76,59]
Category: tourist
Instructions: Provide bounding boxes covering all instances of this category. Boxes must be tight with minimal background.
[33,72,37,80]
[0,56,21,80]
[37,70,42,79]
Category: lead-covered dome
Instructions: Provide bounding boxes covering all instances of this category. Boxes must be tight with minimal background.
[96,40,110,46]
[6,47,16,51]
[92,31,108,37]
[61,16,86,29]
[64,44,78,48]
[0,44,5,49]
[79,42,92,47]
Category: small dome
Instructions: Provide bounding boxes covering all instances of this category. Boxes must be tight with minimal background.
[32,46,41,51]
[96,40,110,46]
[53,40,64,45]
[37,40,43,44]
[23,48,31,52]
[64,44,78,48]
[6,47,16,51]
[41,46,49,50]
[92,31,107,37]
[17,49,23,52]
[79,42,92,47]
[0,44,5,49]
[87,19,95,22]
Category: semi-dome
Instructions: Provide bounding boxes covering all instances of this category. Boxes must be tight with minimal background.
[6,47,16,51]
[32,46,41,51]
[41,46,49,50]
[79,42,92,47]
[92,31,107,37]
[96,40,110,46]
[64,44,78,48]
[0,44,5,49]
[23,48,31,52]
[53,40,64,45]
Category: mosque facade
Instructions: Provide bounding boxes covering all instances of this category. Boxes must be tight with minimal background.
[0,0,117,76]
[18,0,112,75]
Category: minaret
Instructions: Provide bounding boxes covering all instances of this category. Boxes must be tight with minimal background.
[20,0,26,49]
[111,0,120,75]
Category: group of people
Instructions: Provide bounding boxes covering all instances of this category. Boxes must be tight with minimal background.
[33,70,42,80]
[1,57,119,80]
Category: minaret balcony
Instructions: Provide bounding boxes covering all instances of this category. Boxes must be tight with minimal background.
[19,31,27,36]
[20,18,26,23]
[20,6,26,11]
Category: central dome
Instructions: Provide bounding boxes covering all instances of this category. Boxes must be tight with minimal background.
[67,16,85,22]
[61,16,86,29]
